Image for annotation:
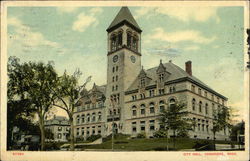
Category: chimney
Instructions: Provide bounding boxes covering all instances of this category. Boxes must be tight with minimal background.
[185,61,192,76]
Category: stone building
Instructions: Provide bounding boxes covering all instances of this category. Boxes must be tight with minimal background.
[73,7,230,141]
[44,116,70,142]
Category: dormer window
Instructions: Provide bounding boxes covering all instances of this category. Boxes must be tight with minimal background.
[141,78,145,87]
[159,73,164,82]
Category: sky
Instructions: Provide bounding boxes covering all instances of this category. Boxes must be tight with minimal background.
[7,6,246,121]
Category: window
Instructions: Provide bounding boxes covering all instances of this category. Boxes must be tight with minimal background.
[111,34,117,51]
[159,100,165,112]
[206,125,209,133]
[191,85,195,92]
[159,74,164,82]
[81,127,84,135]
[149,102,155,113]
[98,112,102,121]
[173,86,176,92]
[217,97,220,103]
[76,128,80,136]
[205,91,207,97]
[149,90,155,97]
[81,114,85,123]
[212,103,215,114]
[198,124,200,131]
[112,86,114,91]
[140,93,145,99]
[159,89,165,95]
[132,35,138,51]
[141,78,145,87]
[149,120,155,131]
[140,121,145,131]
[169,87,172,93]
[92,113,96,122]
[140,104,145,115]
[212,94,214,101]
[222,100,225,106]
[58,133,62,139]
[118,31,123,48]
[192,99,196,111]
[202,124,204,131]
[116,75,118,81]
[169,98,176,108]
[116,85,118,91]
[132,122,137,132]
[58,126,62,131]
[199,101,202,113]
[132,95,137,100]
[76,115,80,124]
[112,67,115,73]
[198,88,202,95]
[87,114,90,122]
[205,103,208,115]
[116,66,118,71]
[127,32,132,48]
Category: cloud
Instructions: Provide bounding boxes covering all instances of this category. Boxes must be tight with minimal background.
[57,7,78,13]
[147,28,216,44]
[8,17,59,48]
[135,7,220,23]
[72,8,103,32]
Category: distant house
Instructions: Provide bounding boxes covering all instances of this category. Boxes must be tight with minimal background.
[45,116,70,142]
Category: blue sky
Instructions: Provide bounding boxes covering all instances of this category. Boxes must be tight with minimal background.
[7,6,245,120]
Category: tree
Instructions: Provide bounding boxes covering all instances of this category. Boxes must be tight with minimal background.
[211,106,232,150]
[45,128,54,140]
[158,101,193,150]
[52,69,91,151]
[7,56,58,150]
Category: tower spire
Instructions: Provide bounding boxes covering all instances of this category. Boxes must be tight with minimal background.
[107,7,142,33]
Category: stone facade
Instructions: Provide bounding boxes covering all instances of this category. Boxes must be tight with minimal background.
[44,116,70,142]
[73,7,230,141]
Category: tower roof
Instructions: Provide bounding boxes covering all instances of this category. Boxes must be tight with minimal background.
[107,7,142,33]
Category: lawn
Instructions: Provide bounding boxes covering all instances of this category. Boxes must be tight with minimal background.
[75,135,237,151]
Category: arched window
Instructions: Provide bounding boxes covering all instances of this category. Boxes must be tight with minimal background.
[192,99,196,111]
[127,32,132,48]
[92,113,96,122]
[149,102,155,113]
[114,109,117,115]
[140,104,145,115]
[132,105,137,116]
[81,114,85,123]
[98,112,102,121]
[199,101,202,113]
[87,114,90,122]
[205,103,208,115]
[169,98,176,108]
[76,115,80,124]
[132,35,138,51]
[111,34,117,51]
[117,31,123,48]
[159,100,165,112]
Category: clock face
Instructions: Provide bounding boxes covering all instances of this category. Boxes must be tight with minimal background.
[130,56,136,63]
[113,55,118,63]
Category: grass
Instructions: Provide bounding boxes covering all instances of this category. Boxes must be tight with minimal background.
[75,136,237,151]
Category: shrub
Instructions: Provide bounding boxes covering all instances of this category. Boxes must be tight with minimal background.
[76,136,85,142]
[153,130,167,138]
[136,132,146,138]
[86,134,101,142]
[103,133,129,142]
[44,142,61,151]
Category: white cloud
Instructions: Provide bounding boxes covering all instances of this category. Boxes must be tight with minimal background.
[72,8,103,32]
[57,7,78,13]
[8,17,59,48]
[184,45,200,51]
[147,27,216,44]
[135,7,220,23]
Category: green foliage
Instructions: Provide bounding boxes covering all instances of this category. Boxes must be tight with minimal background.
[86,134,102,142]
[45,128,54,140]
[136,132,146,138]
[7,56,58,150]
[153,130,167,138]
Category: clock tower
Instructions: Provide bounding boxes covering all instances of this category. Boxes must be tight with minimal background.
[105,7,142,134]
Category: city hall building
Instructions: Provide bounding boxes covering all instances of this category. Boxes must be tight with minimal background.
[73,7,230,141]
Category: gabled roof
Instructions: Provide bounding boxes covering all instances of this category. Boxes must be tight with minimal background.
[126,62,227,100]
[107,7,142,33]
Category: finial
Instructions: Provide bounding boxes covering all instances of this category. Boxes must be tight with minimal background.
[160,59,162,64]
[169,60,172,63]
[142,66,144,70]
